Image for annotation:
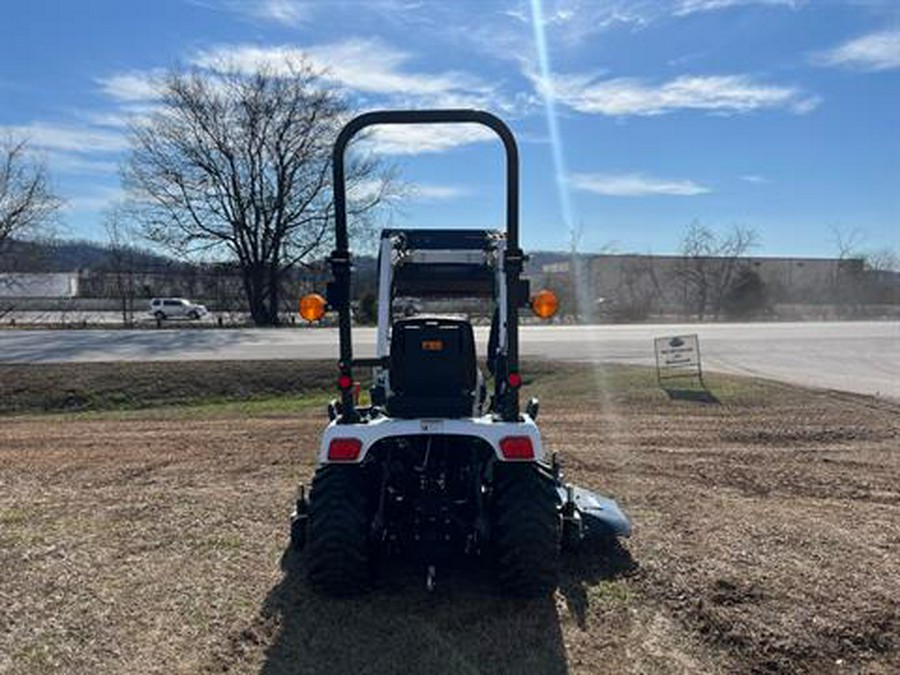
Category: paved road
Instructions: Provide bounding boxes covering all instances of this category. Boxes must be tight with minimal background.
[0,322,897,399]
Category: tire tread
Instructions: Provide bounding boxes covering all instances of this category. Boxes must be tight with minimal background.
[492,463,561,597]
[305,465,370,595]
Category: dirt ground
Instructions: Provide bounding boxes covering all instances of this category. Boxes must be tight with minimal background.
[0,363,898,674]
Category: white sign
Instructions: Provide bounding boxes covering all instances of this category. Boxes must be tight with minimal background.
[654,334,702,382]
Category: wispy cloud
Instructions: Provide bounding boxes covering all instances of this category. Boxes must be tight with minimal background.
[347,178,469,204]
[814,30,900,72]
[533,1,651,46]
[532,71,819,116]
[250,0,310,26]
[740,174,769,184]
[571,172,710,197]
[191,0,312,26]
[188,39,518,153]
[409,183,470,201]
[346,178,386,204]
[79,105,159,130]
[1,119,128,187]
[674,0,804,16]
[453,1,651,68]
[95,38,517,156]
[64,186,125,214]
[463,0,795,67]
[96,70,164,102]
[42,152,119,176]
[191,40,496,107]
[0,122,128,154]
[366,124,495,155]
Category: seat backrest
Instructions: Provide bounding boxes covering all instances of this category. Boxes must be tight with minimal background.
[388,317,476,418]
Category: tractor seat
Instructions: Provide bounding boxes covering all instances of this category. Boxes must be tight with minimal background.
[387,317,477,419]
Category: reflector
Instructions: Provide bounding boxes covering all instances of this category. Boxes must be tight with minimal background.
[531,289,558,319]
[499,436,534,460]
[299,293,327,322]
[328,438,362,461]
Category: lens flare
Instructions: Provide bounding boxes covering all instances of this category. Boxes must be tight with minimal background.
[529,0,595,325]
[529,0,575,237]
[529,2,623,447]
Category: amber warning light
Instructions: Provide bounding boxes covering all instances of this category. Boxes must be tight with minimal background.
[531,289,558,319]
[299,293,327,322]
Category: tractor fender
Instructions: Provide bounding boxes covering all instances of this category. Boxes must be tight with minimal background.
[317,414,544,465]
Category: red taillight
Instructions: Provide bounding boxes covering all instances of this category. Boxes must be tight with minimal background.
[499,436,534,460]
[337,374,353,390]
[328,438,362,461]
[508,372,522,388]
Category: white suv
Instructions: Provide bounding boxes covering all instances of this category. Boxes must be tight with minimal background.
[149,297,209,320]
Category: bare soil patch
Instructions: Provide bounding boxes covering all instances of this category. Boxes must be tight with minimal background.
[1,362,898,674]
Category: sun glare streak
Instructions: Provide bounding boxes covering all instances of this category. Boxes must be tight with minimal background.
[529,0,594,322]
[529,1,624,448]
[529,0,576,237]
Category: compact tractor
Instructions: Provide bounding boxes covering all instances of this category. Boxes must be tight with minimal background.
[292,110,629,597]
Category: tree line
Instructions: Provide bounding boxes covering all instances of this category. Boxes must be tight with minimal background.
[3,56,392,326]
[2,56,896,326]
[544,222,899,323]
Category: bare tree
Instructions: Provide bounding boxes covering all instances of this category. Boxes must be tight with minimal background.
[103,203,138,326]
[673,222,759,320]
[830,225,865,261]
[124,60,391,326]
[864,247,899,273]
[829,225,868,315]
[0,137,61,318]
[0,137,61,255]
[615,255,664,321]
[857,247,899,309]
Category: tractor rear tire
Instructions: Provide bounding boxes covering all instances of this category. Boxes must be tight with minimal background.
[305,464,370,595]
[492,463,561,597]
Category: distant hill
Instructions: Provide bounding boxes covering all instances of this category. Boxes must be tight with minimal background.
[1,237,577,277]
[0,239,177,272]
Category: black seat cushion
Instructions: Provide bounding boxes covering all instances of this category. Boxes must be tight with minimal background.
[387,317,476,418]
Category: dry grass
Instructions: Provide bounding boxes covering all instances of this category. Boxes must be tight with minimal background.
[0,361,337,415]
[0,361,898,674]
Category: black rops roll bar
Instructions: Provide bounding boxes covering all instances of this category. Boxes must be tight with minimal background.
[330,109,523,423]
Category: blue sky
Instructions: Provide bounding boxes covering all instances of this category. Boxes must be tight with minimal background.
[0,0,897,257]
